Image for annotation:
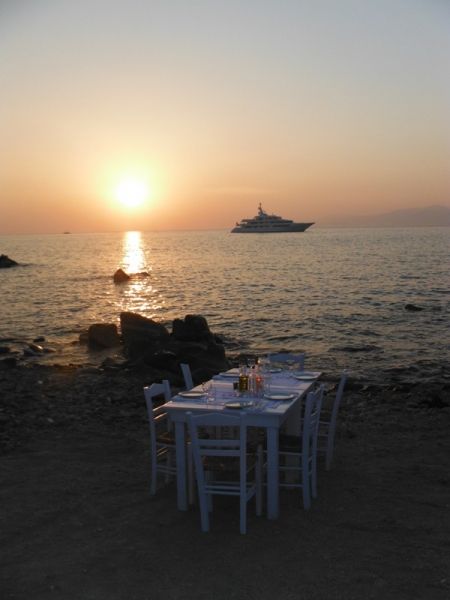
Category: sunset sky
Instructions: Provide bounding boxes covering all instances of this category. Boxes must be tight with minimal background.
[1,0,449,234]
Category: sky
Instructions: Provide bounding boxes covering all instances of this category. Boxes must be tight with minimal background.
[1,0,449,234]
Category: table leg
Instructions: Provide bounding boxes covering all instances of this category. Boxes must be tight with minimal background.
[174,421,188,511]
[266,426,279,519]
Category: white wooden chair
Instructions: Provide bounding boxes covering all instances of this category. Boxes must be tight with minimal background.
[188,411,263,534]
[180,363,194,390]
[144,381,196,502]
[277,384,324,509]
[268,352,305,370]
[144,381,175,495]
[317,373,347,470]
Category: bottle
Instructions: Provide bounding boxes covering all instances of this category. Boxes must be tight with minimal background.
[248,365,256,396]
[255,363,264,397]
[238,364,248,393]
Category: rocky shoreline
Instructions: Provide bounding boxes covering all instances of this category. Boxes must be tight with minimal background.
[1,350,449,455]
[1,311,450,455]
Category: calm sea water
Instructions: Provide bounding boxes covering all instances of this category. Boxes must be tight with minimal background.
[1,228,449,384]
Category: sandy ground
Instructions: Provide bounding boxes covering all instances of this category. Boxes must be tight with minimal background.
[1,364,450,600]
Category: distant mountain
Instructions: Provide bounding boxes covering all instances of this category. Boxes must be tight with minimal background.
[319,205,450,228]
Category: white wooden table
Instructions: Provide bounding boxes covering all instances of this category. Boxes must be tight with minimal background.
[164,370,320,519]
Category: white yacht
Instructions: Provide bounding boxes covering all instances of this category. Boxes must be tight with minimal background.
[231,203,314,233]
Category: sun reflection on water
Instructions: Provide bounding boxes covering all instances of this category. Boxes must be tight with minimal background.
[122,231,146,274]
[114,231,165,319]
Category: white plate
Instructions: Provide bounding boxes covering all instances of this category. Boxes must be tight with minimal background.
[225,400,255,409]
[269,368,282,373]
[177,391,206,399]
[264,393,296,401]
[293,374,318,381]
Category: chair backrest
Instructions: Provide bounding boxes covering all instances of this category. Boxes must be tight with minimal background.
[329,373,347,429]
[180,363,194,390]
[268,352,305,370]
[302,384,324,458]
[143,381,172,452]
[188,411,248,485]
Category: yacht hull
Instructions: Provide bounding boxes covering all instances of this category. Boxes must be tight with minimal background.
[231,222,314,233]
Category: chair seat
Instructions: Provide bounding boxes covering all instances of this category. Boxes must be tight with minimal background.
[203,453,259,473]
[156,431,176,445]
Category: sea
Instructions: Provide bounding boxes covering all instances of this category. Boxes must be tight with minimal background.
[1,228,449,385]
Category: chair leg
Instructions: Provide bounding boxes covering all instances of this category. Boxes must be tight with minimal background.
[301,454,311,510]
[150,455,157,495]
[199,491,210,533]
[311,443,317,498]
[325,437,334,471]
[255,445,263,517]
[187,444,195,505]
[240,495,247,535]
[164,451,171,484]
[311,452,318,499]
[205,472,213,512]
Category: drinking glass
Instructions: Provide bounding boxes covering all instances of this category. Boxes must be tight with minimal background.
[206,382,216,404]
[263,373,272,396]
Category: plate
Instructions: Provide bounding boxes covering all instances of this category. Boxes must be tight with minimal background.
[293,373,318,381]
[264,393,296,401]
[177,391,206,399]
[224,400,255,409]
[269,368,281,373]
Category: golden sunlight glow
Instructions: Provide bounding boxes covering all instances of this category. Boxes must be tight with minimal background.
[122,230,146,273]
[115,177,149,209]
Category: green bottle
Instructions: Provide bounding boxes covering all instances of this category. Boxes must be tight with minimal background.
[238,365,248,393]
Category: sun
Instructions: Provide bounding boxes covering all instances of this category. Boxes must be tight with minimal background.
[115,177,149,209]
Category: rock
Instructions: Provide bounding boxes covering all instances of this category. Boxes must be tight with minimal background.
[88,323,121,349]
[113,268,131,284]
[0,254,19,268]
[23,348,38,357]
[28,343,44,353]
[134,271,150,278]
[172,314,213,342]
[0,357,17,368]
[78,331,89,344]
[33,336,45,343]
[120,312,170,357]
[405,303,423,312]
[144,350,178,369]
[0,346,11,354]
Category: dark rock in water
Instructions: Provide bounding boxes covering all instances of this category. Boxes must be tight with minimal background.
[79,331,89,344]
[172,314,213,342]
[0,356,17,368]
[28,343,44,353]
[405,304,423,312]
[0,254,19,268]
[0,346,11,354]
[113,268,131,284]
[330,344,382,353]
[117,312,229,376]
[23,343,44,356]
[88,323,121,349]
[113,269,150,283]
[33,336,45,343]
[23,347,38,357]
[120,312,170,357]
